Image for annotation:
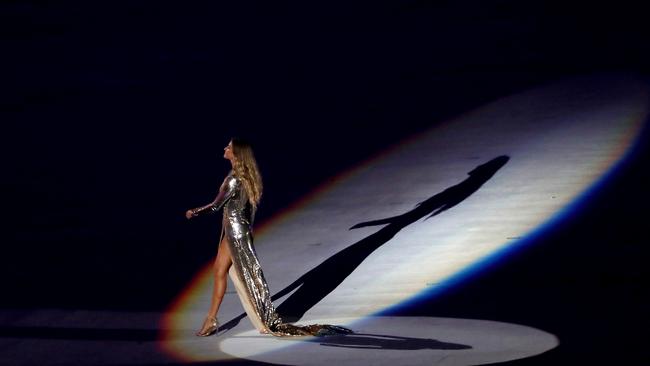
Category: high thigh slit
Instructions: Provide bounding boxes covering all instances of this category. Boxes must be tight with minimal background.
[190,171,353,336]
[215,229,267,332]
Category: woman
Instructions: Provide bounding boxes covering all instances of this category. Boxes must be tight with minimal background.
[186,138,352,337]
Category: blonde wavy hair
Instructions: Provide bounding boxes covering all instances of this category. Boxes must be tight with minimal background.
[230,137,263,211]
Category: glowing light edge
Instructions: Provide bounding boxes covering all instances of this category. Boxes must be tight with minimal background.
[159,77,650,361]
[376,105,650,316]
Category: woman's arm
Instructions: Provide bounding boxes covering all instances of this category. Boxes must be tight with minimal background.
[187,176,239,218]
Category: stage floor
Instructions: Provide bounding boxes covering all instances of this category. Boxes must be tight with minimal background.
[2,74,647,365]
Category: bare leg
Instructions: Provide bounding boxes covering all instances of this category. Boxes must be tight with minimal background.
[207,237,233,318]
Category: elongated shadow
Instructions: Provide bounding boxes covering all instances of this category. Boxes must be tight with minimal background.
[219,156,509,331]
[309,332,471,350]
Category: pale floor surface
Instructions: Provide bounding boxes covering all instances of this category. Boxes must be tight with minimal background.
[2,74,647,365]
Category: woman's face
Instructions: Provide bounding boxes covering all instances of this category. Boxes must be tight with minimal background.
[223,141,234,161]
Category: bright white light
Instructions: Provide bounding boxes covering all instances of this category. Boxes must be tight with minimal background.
[161,74,649,364]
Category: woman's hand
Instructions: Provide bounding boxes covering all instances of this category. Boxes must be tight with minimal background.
[185,210,194,219]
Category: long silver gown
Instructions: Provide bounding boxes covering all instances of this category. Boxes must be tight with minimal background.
[190,172,352,337]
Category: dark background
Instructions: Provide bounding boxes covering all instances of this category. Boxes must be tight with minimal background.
[1,1,648,364]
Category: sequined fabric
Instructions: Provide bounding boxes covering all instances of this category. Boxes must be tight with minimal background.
[191,172,352,337]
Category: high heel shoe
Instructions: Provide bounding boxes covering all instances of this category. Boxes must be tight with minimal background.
[196,315,219,337]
